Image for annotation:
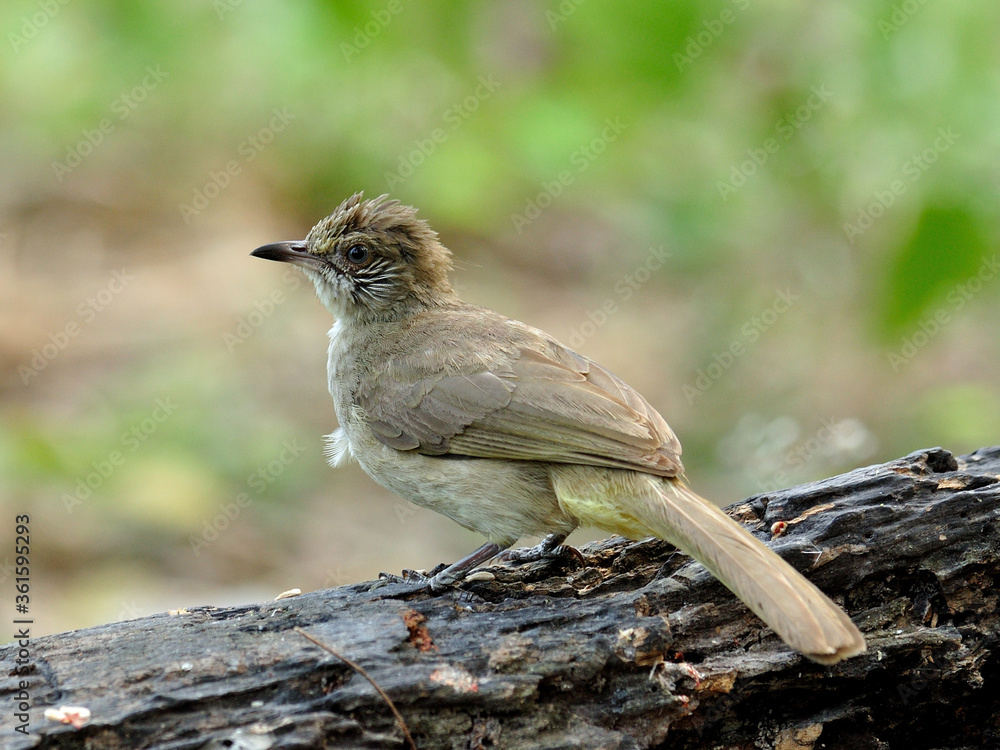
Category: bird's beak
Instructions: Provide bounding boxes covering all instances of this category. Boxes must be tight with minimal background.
[250,241,326,271]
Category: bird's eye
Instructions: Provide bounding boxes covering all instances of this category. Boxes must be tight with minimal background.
[346,244,371,265]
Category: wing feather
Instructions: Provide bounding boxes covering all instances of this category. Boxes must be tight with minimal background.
[360,338,682,477]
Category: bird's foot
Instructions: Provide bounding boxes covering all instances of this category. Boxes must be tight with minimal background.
[372,543,504,595]
[498,533,586,568]
[371,566,439,593]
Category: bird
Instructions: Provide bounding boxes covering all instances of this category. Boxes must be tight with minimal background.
[250,192,866,664]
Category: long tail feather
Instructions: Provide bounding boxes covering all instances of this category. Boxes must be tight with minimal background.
[553,468,865,663]
[640,478,865,663]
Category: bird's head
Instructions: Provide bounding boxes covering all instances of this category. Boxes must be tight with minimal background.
[251,193,456,321]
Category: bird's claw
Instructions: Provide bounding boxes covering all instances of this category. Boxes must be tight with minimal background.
[372,566,458,595]
[499,538,586,568]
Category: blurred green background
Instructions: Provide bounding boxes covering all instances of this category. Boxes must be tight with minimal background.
[1,1,998,637]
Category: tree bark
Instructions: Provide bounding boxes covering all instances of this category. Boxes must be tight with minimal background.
[3,446,999,750]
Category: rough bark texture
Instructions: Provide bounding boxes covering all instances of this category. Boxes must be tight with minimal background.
[3,446,999,750]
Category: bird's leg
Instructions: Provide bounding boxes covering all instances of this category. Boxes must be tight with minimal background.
[498,533,586,567]
[376,542,506,593]
[375,534,586,596]
[427,542,506,591]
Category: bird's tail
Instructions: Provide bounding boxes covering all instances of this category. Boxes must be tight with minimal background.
[553,469,866,663]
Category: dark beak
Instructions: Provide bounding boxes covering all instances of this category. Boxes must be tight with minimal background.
[250,241,325,270]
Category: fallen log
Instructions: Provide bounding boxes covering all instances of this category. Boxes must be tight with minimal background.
[3,446,999,749]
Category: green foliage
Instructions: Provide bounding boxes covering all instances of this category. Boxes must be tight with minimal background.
[880,206,990,338]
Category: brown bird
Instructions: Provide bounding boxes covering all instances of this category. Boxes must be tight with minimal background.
[251,193,866,664]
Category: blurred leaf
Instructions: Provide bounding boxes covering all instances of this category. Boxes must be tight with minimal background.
[879,205,989,338]
[0,422,64,481]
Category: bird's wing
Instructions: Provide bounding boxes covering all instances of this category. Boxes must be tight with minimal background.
[361,341,683,477]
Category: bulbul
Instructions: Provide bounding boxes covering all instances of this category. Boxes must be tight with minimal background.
[251,192,866,664]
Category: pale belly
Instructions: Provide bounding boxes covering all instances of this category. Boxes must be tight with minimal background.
[325,419,577,547]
